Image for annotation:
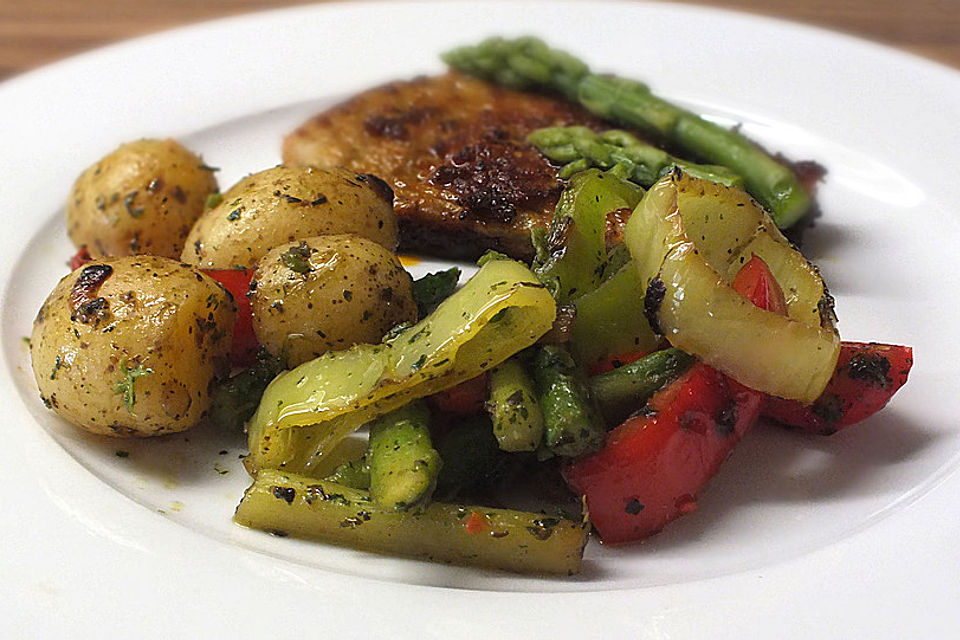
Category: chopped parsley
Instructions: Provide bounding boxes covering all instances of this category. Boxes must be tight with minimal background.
[280,241,313,274]
[113,359,153,414]
[205,192,223,208]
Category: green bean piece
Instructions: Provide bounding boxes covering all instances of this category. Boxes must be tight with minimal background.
[486,358,545,452]
[235,470,588,575]
[589,348,697,424]
[368,402,442,511]
[411,267,460,319]
[436,416,505,499]
[444,36,811,228]
[326,454,370,490]
[531,345,605,457]
[529,126,743,189]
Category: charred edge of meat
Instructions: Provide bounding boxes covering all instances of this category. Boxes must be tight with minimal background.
[69,264,113,323]
[396,217,537,262]
[643,277,666,336]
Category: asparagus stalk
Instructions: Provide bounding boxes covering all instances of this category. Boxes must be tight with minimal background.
[531,345,605,457]
[486,357,545,452]
[529,126,743,189]
[588,348,697,424]
[367,402,442,511]
[443,37,811,228]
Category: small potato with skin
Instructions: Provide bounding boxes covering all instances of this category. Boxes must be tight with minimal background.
[68,139,218,259]
[182,166,397,268]
[251,235,416,367]
[30,256,235,437]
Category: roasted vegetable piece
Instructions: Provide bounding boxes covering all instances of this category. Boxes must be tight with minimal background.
[326,454,371,489]
[31,256,235,436]
[427,373,488,415]
[486,357,545,452]
[763,342,913,435]
[182,166,397,268]
[567,259,660,369]
[412,267,461,319]
[529,126,743,189]
[436,416,506,499]
[246,258,555,476]
[204,268,258,367]
[589,348,696,424]
[562,254,783,542]
[563,362,762,543]
[207,348,285,432]
[625,170,839,402]
[67,139,218,259]
[445,37,811,228]
[533,168,644,303]
[250,235,417,367]
[532,345,605,457]
[234,470,588,575]
[368,402,442,511]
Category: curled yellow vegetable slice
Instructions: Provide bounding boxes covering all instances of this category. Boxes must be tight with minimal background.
[246,258,556,476]
[625,170,840,402]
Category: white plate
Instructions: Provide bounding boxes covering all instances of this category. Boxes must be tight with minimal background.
[1,1,959,637]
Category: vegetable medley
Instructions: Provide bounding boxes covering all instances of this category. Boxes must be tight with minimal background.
[30,37,912,576]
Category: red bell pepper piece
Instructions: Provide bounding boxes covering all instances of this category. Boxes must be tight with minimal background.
[203,268,258,367]
[587,349,654,376]
[428,373,489,415]
[563,363,762,543]
[763,342,913,435]
[563,254,779,544]
[68,247,92,271]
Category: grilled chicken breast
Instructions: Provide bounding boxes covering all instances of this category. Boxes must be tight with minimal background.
[282,72,609,260]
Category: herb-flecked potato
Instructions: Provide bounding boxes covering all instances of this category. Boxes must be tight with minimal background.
[181,166,397,268]
[250,235,416,367]
[30,256,235,437]
[67,139,218,259]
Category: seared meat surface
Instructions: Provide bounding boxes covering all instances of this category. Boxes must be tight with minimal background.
[283,72,609,260]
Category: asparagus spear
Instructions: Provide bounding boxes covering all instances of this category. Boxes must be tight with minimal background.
[443,37,811,228]
[531,345,605,457]
[529,126,743,189]
[589,348,696,424]
[367,402,442,511]
[486,357,545,452]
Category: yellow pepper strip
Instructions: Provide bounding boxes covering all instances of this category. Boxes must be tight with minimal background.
[235,470,588,575]
[625,170,840,402]
[246,259,556,476]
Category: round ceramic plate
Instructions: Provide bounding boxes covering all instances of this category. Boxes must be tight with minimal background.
[1,2,958,637]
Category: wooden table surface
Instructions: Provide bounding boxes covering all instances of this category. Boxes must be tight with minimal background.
[2,0,959,81]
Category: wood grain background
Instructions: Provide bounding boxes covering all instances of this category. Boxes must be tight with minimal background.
[2,0,959,81]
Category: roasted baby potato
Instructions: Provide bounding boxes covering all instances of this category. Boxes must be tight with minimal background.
[67,139,218,259]
[250,235,416,367]
[181,166,397,268]
[30,256,235,437]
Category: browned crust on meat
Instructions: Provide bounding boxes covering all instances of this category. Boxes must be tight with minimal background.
[282,72,610,260]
